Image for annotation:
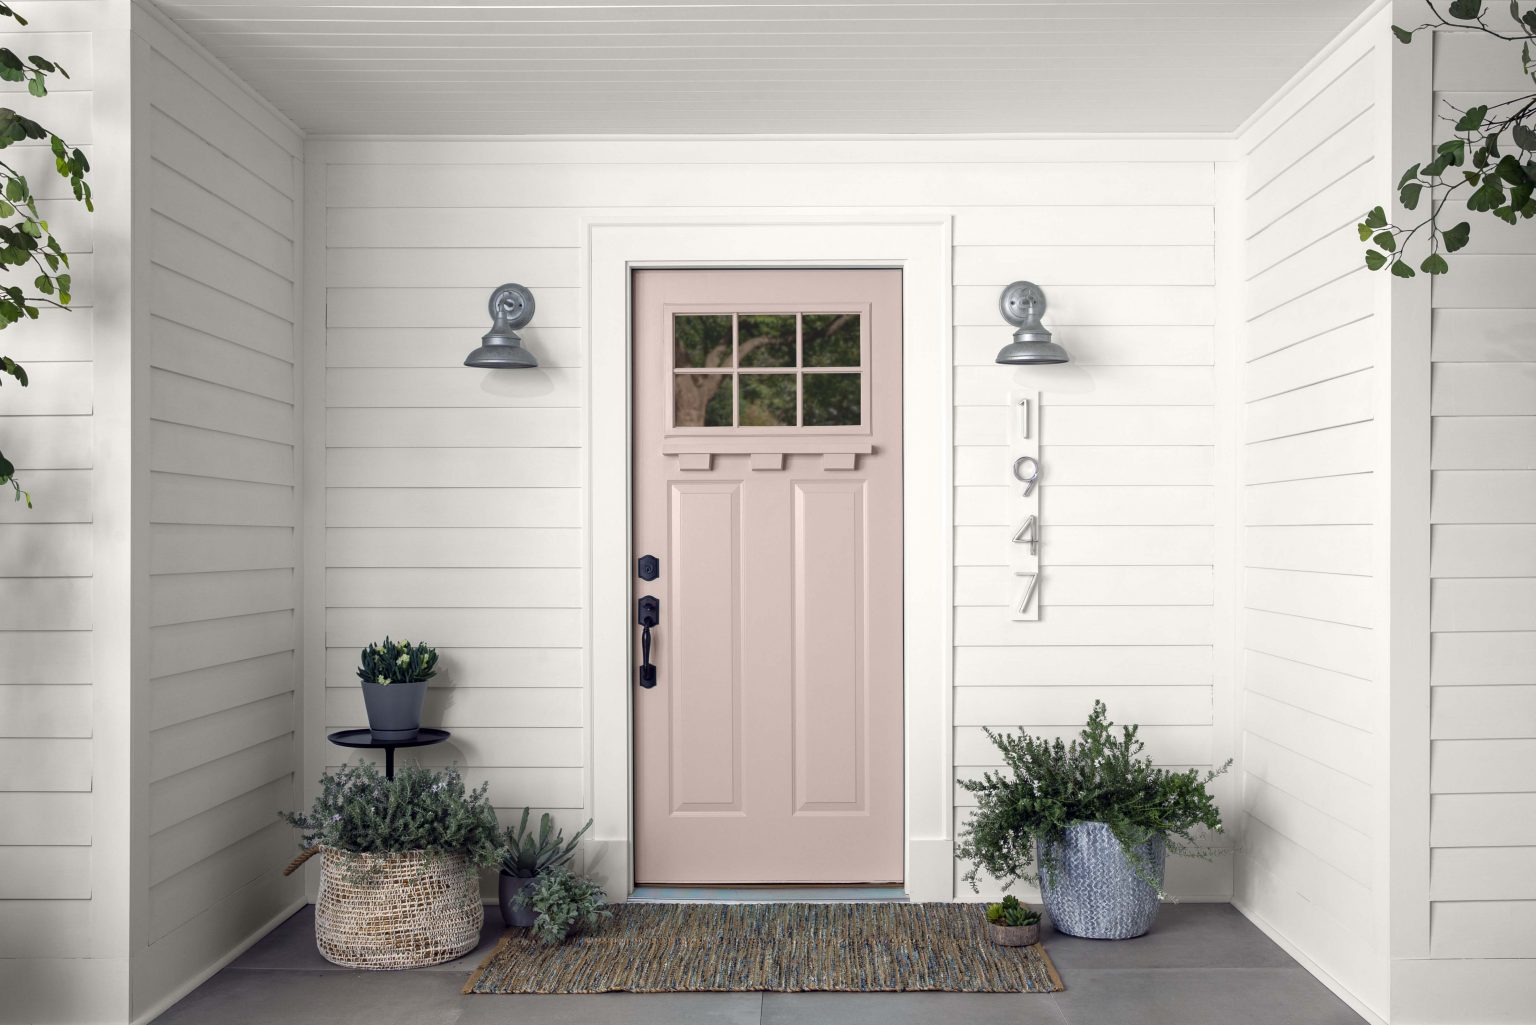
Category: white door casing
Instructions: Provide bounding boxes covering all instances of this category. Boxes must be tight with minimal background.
[583,215,954,900]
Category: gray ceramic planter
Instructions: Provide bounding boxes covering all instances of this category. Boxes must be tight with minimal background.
[1039,822,1165,940]
[498,874,538,928]
[360,679,427,741]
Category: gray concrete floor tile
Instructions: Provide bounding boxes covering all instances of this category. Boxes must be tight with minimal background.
[455,993,763,1025]
[762,992,1066,1025]
[1041,903,1297,971]
[234,906,503,973]
[154,968,469,1025]
[1051,967,1365,1025]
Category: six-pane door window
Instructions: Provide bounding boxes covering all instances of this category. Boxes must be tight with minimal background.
[672,312,862,428]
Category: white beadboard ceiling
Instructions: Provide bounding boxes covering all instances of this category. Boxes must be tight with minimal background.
[153,0,1377,136]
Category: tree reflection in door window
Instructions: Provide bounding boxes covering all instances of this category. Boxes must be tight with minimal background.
[672,311,863,428]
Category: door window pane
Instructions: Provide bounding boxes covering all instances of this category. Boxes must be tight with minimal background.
[674,314,732,370]
[803,313,860,368]
[803,373,861,427]
[739,374,797,427]
[675,373,733,427]
[736,314,797,367]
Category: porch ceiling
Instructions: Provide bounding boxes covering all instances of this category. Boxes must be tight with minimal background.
[152,0,1376,136]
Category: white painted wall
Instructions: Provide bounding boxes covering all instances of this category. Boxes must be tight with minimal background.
[1232,8,1394,1022]
[134,7,305,1019]
[1388,27,1536,1025]
[303,136,1234,903]
[0,4,132,1021]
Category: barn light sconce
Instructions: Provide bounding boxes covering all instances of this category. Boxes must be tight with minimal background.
[995,281,1069,365]
[464,282,539,369]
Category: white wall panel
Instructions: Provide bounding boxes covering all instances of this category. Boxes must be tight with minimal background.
[311,133,1225,907]
[1233,18,1389,1020]
[136,10,304,1019]
[0,8,112,1017]
[1405,26,1536,1017]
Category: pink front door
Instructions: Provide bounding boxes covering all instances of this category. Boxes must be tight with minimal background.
[632,268,904,885]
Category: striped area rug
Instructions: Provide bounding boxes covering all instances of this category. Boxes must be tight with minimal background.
[464,902,1063,994]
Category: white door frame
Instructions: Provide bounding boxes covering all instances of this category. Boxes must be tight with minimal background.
[583,215,955,901]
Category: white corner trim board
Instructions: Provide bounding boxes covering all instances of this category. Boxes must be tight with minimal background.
[583,215,955,901]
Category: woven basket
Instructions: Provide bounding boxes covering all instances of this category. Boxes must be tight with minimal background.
[310,847,483,969]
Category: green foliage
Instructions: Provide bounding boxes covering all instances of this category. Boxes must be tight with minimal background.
[956,701,1230,895]
[513,867,610,945]
[280,761,502,875]
[985,894,1041,928]
[356,636,438,686]
[0,4,92,506]
[1367,1,1536,277]
[499,807,592,878]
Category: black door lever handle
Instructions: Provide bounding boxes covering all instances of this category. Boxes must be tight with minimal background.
[637,595,660,688]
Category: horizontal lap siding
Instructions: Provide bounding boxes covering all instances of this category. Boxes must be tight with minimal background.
[139,17,303,1017]
[0,15,97,983]
[318,140,1222,899]
[1417,31,1536,1018]
[1236,34,1386,1016]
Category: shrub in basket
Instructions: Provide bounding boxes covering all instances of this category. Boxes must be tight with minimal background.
[498,808,592,928]
[957,700,1230,940]
[281,761,501,968]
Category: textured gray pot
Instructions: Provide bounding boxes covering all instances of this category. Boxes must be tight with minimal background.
[1039,822,1165,940]
[498,874,538,928]
[360,679,427,741]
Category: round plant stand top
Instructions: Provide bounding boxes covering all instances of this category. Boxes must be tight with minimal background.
[326,728,451,779]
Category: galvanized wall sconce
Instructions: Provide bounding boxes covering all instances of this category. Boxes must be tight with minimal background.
[995,280,1068,365]
[464,282,539,369]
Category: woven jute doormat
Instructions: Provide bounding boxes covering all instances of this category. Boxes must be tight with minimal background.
[465,902,1063,994]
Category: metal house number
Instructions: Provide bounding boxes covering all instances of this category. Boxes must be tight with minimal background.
[1007,390,1042,621]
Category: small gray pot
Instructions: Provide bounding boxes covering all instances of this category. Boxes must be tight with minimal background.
[360,679,427,741]
[498,874,538,928]
[1039,822,1165,940]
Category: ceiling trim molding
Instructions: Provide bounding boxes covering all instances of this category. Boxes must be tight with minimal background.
[1233,0,1393,141]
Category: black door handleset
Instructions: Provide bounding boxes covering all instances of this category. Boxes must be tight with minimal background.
[636,554,661,689]
[637,594,659,688]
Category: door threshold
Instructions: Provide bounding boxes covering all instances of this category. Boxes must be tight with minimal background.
[629,886,907,903]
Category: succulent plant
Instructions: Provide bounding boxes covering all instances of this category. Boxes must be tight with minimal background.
[499,807,592,878]
[356,637,437,686]
[986,894,1041,928]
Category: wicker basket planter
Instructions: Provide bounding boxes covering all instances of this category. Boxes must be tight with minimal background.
[313,847,483,969]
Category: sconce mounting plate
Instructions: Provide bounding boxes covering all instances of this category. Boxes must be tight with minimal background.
[488,282,536,330]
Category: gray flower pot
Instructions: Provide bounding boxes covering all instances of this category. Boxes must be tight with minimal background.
[1039,822,1165,940]
[498,874,538,928]
[360,679,427,741]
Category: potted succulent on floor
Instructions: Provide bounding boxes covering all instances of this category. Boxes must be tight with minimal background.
[957,700,1230,941]
[984,894,1042,946]
[514,866,610,944]
[498,808,593,928]
[357,636,437,740]
[280,761,502,969]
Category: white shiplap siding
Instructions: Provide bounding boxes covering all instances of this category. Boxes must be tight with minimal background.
[1234,20,1388,1020]
[138,10,304,1016]
[312,138,1227,900]
[0,7,114,1020]
[1398,27,1536,1023]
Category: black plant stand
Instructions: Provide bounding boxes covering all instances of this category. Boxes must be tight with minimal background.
[326,728,451,780]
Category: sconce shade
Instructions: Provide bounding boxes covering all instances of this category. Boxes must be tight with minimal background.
[465,282,539,369]
[995,280,1068,365]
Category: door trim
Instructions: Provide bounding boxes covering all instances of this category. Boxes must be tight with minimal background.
[583,215,955,901]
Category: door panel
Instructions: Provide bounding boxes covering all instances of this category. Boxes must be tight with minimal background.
[632,268,903,885]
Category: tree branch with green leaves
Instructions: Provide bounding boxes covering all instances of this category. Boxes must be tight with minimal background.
[1361,0,1536,278]
[0,1,93,507]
